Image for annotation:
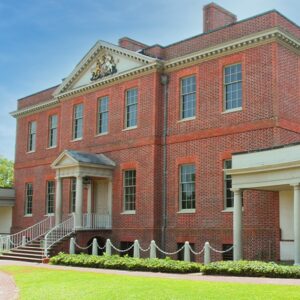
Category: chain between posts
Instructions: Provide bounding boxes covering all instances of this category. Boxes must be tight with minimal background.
[208,244,234,253]
[189,244,205,255]
[154,243,185,255]
[109,241,135,253]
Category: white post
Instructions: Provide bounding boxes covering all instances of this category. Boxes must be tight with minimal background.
[134,240,140,258]
[75,176,83,229]
[293,184,300,265]
[22,236,26,247]
[183,241,190,262]
[107,179,113,229]
[55,177,63,225]
[232,188,243,260]
[92,238,98,256]
[105,239,112,256]
[87,183,92,228]
[150,240,156,259]
[69,237,75,254]
[204,242,211,265]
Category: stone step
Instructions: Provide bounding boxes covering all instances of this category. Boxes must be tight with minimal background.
[11,248,44,254]
[4,251,44,258]
[0,254,43,262]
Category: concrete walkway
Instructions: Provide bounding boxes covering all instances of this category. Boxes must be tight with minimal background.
[0,269,18,300]
[1,259,300,290]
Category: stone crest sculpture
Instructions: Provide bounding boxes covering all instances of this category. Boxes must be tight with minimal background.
[91,53,118,81]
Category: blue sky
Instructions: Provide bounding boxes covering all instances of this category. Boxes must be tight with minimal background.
[0,0,298,160]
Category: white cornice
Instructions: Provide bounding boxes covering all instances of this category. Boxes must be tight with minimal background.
[11,27,300,118]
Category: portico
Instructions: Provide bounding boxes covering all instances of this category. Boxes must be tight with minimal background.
[51,150,115,230]
[227,144,300,264]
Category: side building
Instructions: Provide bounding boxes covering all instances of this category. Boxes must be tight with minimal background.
[9,3,300,262]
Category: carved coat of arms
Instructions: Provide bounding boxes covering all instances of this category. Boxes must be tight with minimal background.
[91,54,118,81]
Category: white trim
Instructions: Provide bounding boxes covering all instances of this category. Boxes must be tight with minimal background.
[177,209,196,214]
[70,138,83,143]
[122,126,138,131]
[121,210,136,215]
[222,107,242,114]
[177,116,196,123]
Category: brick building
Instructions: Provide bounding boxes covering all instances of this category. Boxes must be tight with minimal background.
[8,3,300,263]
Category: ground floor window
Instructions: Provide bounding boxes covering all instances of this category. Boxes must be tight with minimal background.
[70,178,76,213]
[179,164,196,210]
[222,244,233,260]
[120,241,134,257]
[46,181,55,214]
[123,170,136,211]
[24,183,33,215]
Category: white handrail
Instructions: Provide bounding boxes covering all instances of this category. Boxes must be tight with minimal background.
[44,215,75,257]
[0,216,54,253]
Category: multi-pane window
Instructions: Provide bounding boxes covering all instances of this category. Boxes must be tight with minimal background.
[48,115,58,148]
[73,104,83,139]
[28,121,36,152]
[181,76,196,119]
[125,88,138,128]
[224,63,242,110]
[25,183,33,215]
[224,159,233,208]
[98,96,109,134]
[179,165,196,210]
[70,178,76,213]
[46,181,55,214]
[123,170,136,211]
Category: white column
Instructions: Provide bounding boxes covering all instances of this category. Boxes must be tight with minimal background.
[107,179,113,228]
[232,188,243,260]
[75,176,83,229]
[87,182,92,228]
[293,184,300,265]
[55,177,62,225]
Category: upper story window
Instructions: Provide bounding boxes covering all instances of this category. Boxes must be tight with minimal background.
[125,88,138,128]
[73,104,83,139]
[25,183,33,215]
[181,76,196,119]
[27,121,36,152]
[97,96,109,134]
[48,115,58,148]
[70,178,76,213]
[123,170,136,212]
[224,64,242,111]
[224,159,233,209]
[46,181,55,215]
[179,164,196,210]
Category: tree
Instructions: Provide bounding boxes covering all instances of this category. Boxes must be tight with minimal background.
[0,157,14,188]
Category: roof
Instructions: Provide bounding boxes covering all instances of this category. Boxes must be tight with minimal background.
[66,150,116,167]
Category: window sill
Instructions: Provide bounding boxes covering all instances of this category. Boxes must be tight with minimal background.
[122,126,137,132]
[177,209,196,214]
[177,116,196,123]
[44,213,54,216]
[221,207,244,213]
[24,214,33,217]
[26,150,35,154]
[95,132,108,137]
[121,210,136,215]
[71,138,83,142]
[46,146,57,150]
[222,107,242,114]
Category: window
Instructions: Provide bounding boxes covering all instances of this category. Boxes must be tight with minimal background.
[97,96,109,134]
[46,181,55,214]
[123,170,136,211]
[73,104,83,139]
[224,159,233,209]
[48,115,58,148]
[224,63,242,110]
[181,76,196,119]
[25,183,33,215]
[28,121,36,152]
[179,165,196,210]
[70,178,76,213]
[125,88,138,128]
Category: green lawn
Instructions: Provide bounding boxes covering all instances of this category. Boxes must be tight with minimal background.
[1,266,300,300]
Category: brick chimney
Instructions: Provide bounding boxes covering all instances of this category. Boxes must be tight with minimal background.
[118,37,148,52]
[203,2,237,33]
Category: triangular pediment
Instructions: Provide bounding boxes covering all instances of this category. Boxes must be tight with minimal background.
[53,41,157,96]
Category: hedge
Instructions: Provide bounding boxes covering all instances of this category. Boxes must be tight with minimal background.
[202,260,300,278]
[50,252,202,273]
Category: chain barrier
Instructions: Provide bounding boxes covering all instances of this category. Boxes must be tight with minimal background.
[97,244,106,250]
[73,241,93,250]
[189,244,205,255]
[154,244,185,256]
[109,241,135,253]
[138,241,151,252]
[208,244,234,253]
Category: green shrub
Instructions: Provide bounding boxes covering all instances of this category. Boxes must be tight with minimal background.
[202,260,300,278]
[50,253,202,274]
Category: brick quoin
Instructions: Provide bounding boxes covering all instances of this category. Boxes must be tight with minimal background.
[11,3,300,261]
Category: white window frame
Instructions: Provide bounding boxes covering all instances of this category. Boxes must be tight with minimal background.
[73,104,83,140]
[27,121,36,152]
[180,75,196,120]
[25,183,33,216]
[48,115,58,148]
[125,88,138,129]
[123,169,136,212]
[46,181,55,215]
[97,96,109,134]
[179,164,196,211]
